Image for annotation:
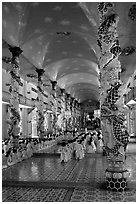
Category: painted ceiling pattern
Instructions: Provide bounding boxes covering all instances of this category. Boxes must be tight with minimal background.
[2,2,136,103]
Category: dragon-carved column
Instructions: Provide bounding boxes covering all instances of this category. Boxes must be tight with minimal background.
[3,46,23,147]
[35,68,45,138]
[97,3,130,191]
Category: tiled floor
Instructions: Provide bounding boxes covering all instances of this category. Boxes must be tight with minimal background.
[2,143,136,202]
[2,186,136,202]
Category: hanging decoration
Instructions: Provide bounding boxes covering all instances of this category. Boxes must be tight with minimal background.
[97,2,130,191]
[121,46,136,56]
[35,68,45,138]
[128,4,136,21]
[3,46,23,144]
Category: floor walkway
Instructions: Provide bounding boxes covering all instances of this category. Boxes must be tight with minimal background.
[2,143,136,202]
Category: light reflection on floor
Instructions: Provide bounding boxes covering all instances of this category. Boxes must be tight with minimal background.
[2,143,136,202]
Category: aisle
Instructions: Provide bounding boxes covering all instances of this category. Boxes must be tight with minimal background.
[2,151,136,202]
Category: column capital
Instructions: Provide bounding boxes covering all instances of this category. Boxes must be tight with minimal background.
[9,45,23,57]
[51,80,57,90]
[35,68,45,76]
[60,88,65,95]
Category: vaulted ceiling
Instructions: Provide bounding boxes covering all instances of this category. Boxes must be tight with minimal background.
[2,2,136,104]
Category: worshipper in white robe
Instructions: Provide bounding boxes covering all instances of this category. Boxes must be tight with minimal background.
[7,149,14,166]
[17,147,23,162]
[22,147,27,160]
[62,143,70,162]
[2,149,8,169]
[12,148,18,164]
[87,138,96,153]
[93,130,102,153]
[3,141,9,156]
[96,132,103,153]
[82,138,87,153]
[74,140,84,160]
[66,143,72,160]
[26,140,33,158]
[59,142,67,163]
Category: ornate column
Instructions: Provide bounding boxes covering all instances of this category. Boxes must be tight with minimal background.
[35,68,45,138]
[60,88,66,132]
[3,46,23,146]
[97,3,130,191]
[50,81,58,134]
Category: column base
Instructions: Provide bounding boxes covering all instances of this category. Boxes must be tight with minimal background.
[105,169,130,191]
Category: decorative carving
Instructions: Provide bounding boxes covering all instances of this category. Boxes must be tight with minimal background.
[56,31,71,36]
[26,74,37,79]
[97,2,130,191]
[128,4,136,21]
[121,46,136,56]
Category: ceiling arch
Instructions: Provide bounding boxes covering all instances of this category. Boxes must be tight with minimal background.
[66,82,99,102]
[2,2,136,103]
[57,73,99,89]
[44,58,98,81]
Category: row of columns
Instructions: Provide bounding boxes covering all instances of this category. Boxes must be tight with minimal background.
[3,47,81,141]
[2,3,131,191]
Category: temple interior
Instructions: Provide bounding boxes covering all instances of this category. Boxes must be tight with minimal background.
[2,2,136,202]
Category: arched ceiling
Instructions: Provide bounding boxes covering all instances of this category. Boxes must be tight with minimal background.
[2,2,136,103]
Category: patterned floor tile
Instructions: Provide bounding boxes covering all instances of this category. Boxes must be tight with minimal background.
[2,144,136,202]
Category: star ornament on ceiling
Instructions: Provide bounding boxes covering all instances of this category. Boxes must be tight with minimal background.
[80,25,89,31]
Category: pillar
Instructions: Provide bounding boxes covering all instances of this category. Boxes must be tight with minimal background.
[50,80,57,134]
[60,88,66,132]
[3,46,23,147]
[35,68,45,138]
[97,3,130,191]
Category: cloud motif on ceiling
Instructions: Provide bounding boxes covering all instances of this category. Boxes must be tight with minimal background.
[15,3,23,12]
[62,51,68,55]
[72,3,79,9]
[3,5,9,12]
[80,25,89,31]
[32,2,39,7]
[2,20,7,28]
[46,58,51,62]
[72,41,77,43]
[52,6,62,11]
[44,17,53,23]
[34,29,41,33]
[77,54,83,57]
[59,20,70,26]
